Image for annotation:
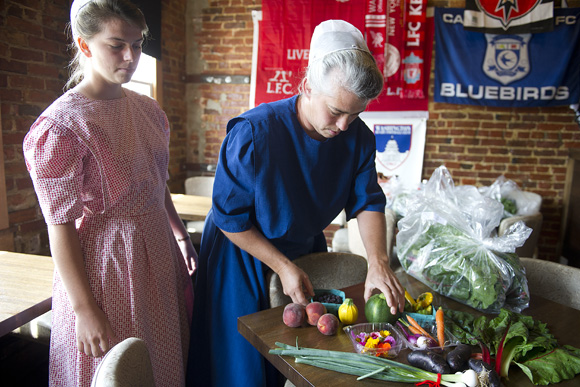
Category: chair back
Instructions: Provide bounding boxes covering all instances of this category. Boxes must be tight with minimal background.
[91,337,155,387]
[184,176,215,241]
[498,212,543,259]
[184,176,214,197]
[520,257,580,310]
[347,208,398,268]
[267,252,368,308]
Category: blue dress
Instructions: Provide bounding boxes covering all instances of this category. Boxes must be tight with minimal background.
[187,95,385,386]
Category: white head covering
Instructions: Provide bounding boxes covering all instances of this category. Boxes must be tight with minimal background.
[70,0,93,39]
[308,20,372,66]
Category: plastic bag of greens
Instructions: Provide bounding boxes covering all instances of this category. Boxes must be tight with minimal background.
[479,176,542,218]
[397,166,531,314]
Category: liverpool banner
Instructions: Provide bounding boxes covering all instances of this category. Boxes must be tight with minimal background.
[251,0,434,113]
[434,8,580,107]
[463,0,554,34]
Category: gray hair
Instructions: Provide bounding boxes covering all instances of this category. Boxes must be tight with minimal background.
[66,0,149,90]
[300,49,383,102]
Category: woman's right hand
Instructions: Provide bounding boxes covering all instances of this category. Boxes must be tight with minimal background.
[75,305,118,358]
[277,261,314,306]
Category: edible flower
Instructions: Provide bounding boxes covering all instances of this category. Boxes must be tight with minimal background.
[353,329,397,358]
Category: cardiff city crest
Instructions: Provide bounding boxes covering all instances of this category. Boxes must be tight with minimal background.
[475,0,543,29]
[483,34,531,85]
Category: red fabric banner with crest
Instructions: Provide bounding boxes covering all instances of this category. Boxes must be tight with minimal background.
[253,0,433,112]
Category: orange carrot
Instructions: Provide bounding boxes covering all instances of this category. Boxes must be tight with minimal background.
[407,325,422,335]
[406,315,436,341]
[436,307,445,349]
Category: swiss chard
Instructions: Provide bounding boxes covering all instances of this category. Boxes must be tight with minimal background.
[443,308,579,385]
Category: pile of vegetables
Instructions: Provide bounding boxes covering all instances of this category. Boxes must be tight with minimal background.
[444,308,580,385]
[270,342,483,386]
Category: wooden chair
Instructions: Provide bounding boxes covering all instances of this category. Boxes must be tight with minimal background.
[91,337,155,387]
[266,252,368,308]
[520,257,580,310]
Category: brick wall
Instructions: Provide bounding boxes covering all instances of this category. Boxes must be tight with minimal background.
[187,0,580,261]
[0,0,188,254]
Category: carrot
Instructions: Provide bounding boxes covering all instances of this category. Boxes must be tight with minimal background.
[406,315,437,341]
[436,307,445,349]
[398,318,422,336]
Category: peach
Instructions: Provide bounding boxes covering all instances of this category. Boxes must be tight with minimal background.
[317,313,340,335]
[305,302,327,326]
[283,303,306,328]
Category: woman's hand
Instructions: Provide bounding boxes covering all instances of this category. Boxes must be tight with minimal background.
[177,237,198,276]
[364,259,405,315]
[277,261,314,306]
[74,305,118,358]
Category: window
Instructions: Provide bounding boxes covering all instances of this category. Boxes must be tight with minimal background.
[125,53,159,100]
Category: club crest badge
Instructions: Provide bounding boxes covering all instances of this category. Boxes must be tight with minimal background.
[475,0,543,29]
[483,34,531,85]
[402,53,424,85]
[374,124,412,171]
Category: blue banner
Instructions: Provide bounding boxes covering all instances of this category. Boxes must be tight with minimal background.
[434,8,580,107]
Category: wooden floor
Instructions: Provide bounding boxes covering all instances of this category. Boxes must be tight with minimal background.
[0,334,49,386]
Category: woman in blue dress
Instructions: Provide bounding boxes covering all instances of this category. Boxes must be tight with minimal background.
[187,20,405,387]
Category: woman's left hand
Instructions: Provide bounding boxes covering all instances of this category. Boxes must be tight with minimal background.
[364,258,405,315]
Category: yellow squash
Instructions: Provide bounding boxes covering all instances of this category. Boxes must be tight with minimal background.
[338,298,359,325]
[414,292,434,312]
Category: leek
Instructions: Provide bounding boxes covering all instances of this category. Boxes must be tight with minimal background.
[270,342,479,387]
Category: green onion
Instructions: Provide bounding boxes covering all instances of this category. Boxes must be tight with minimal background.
[269,342,479,386]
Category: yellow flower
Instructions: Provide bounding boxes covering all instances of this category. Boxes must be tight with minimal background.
[380,330,391,338]
[364,337,380,349]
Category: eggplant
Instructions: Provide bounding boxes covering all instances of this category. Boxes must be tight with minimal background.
[407,350,451,374]
[446,343,472,372]
[468,358,501,387]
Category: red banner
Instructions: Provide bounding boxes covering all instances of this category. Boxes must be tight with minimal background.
[254,0,433,112]
[365,0,387,78]
[400,0,427,98]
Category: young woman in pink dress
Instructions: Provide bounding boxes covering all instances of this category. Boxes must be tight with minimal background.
[23,1,195,385]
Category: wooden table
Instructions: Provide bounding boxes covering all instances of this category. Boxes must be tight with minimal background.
[0,251,54,337]
[170,193,212,221]
[238,272,580,387]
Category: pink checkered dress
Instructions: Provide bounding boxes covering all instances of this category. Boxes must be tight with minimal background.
[24,88,192,387]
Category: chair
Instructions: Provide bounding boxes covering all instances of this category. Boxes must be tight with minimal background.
[498,212,543,259]
[14,310,52,345]
[520,257,580,310]
[91,337,155,387]
[184,176,215,245]
[266,252,368,308]
[347,208,399,269]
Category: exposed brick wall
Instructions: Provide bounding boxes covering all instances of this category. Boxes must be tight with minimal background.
[187,0,580,261]
[161,0,189,192]
[1,0,189,254]
[186,0,259,168]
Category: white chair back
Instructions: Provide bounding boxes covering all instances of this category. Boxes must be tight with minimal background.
[91,337,155,387]
[184,176,214,197]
